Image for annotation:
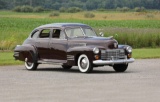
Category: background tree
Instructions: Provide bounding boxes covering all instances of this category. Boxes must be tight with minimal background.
[0,0,160,10]
[0,0,7,9]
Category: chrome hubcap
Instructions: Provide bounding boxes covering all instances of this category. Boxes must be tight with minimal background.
[80,58,88,69]
[25,58,33,67]
[26,62,33,67]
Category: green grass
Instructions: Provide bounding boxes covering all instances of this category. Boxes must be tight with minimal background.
[102,27,160,48]
[0,52,23,65]
[0,48,160,66]
[1,17,160,50]
[133,48,160,59]
[0,11,160,50]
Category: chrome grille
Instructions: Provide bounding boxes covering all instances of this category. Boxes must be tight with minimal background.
[101,49,126,60]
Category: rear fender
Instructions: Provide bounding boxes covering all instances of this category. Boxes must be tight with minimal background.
[14,45,37,62]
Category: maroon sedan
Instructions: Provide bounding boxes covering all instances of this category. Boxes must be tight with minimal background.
[14,23,135,73]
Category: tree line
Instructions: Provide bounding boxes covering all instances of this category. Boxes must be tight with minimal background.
[0,0,160,10]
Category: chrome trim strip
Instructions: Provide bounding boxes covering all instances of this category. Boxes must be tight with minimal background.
[14,52,19,56]
[93,58,135,65]
[38,59,67,64]
[67,57,74,59]
[67,59,74,60]
[67,55,74,60]
[69,43,86,48]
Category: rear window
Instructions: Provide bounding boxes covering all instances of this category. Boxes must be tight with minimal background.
[31,30,40,39]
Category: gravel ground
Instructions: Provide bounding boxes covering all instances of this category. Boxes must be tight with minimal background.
[0,59,160,102]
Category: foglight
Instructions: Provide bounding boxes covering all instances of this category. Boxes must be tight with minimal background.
[95,55,99,60]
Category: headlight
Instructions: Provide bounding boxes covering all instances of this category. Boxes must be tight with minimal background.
[114,43,118,48]
[126,46,132,53]
[93,47,99,54]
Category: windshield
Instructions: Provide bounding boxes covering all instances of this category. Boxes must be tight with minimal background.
[65,27,97,38]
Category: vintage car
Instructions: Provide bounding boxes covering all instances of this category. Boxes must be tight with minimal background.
[13,23,135,73]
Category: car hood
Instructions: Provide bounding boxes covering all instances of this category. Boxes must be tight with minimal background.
[68,36,118,49]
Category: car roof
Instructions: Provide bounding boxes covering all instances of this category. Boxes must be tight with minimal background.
[36,23,91,29]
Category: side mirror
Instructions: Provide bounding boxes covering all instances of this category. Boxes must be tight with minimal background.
[99,32,104,37]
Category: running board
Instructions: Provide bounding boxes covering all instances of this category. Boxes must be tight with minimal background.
[38,59,67,65]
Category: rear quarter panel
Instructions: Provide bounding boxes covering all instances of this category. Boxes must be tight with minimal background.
[14,44,37,62]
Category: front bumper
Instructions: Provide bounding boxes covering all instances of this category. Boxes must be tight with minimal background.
[93,58,135,65]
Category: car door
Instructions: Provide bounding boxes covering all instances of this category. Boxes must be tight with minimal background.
[36,29,51,60]
[49,28,67,63]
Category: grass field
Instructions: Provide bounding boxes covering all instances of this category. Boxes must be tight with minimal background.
[1,10,160,20]
[0,48,160,66]
[0,52,22,65]
[133,48,160,59]
[0,11,160,50]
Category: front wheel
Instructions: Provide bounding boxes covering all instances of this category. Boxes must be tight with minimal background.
[25,58,38,70]
[78,54,93,73]
[113,64,128,72]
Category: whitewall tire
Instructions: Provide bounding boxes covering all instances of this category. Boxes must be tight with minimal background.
[78,54,93,73]
[25,58,38,70]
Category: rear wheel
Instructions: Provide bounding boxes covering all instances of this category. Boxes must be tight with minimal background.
[78,54,93,73]
[25,58,38,70]
[113,64,128,72]
[62,65,72,69]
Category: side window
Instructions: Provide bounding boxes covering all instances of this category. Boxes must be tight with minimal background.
[52,29,65,39]
[65,28,84,37]
[39,29,50,38]
[59,31,65,39]
[83,28,97,36]
[65,28,72,37]
[31,30,40,39]
[74,28,84,37]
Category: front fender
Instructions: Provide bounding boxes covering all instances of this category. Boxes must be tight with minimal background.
[66,46,94,65]
[67,46,105,65]
[13,44,37,62]
[118,44,129,49]
[67,46,95,59]
[118,44,133,58]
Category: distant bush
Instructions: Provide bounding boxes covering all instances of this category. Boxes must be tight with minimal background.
[20,5,33,12]
[121,7,130,12]
[59,7,82,13]
[13,5,33,12]
[49,12,60,17]
[13,6,45,13]
[116,7,130,12]
[13,6,21,12]
[84,12,95,18]
[59,7,66,12]
[134,7,146,12]
[67,7,82,13]
[33,6,45,12]
[134,7,141,12]
[116,7,121,11]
